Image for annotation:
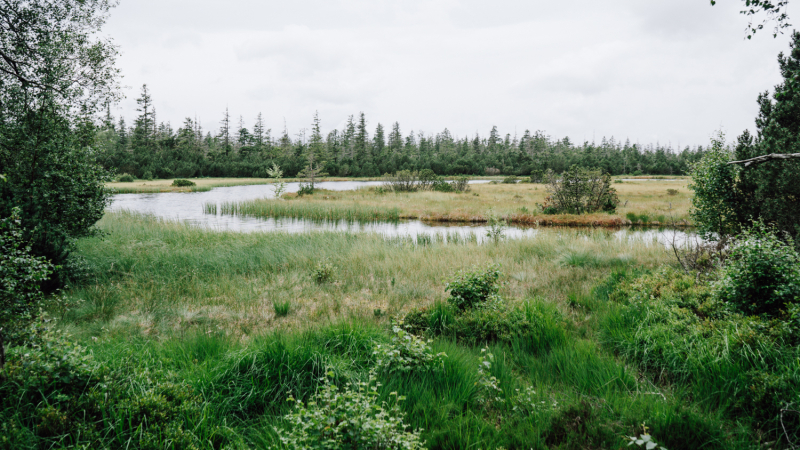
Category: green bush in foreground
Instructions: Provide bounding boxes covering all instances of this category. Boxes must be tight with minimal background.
[714,222,800,316]
[603,267,800,438]
[446,264,501,311]
[171,178,196,187]
[281,372,425,450]
[373,322,446,374]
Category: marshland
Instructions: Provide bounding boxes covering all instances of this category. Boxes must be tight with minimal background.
[3,1,800,449]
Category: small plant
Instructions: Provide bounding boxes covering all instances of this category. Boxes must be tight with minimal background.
[666,188,678,196]
[476,347,504,406]
[373,322,446,374]
[502,175,519,184]
[713,222,800,316]
[117,173,134,182]
[518,206,530,214]
[626,423,667,449]
[142,170,153,180]
[446,264,501,311]
[311,260,335,284]
[297,183,314,196]
[485,213,507,244]
[431,179,454,192]
[266,163,287,199]
[281,371,425,450]
[171,179,196,187]
[273,300,291,317]
[543,165,619,214]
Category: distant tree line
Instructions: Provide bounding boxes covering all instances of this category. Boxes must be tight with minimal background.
[94,85,707,179]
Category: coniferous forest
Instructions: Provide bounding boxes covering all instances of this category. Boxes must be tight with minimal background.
[95,84,706,179]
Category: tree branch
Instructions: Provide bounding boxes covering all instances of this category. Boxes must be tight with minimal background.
[727,152,800,167]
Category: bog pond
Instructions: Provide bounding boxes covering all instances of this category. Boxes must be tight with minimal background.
[109,180,690,245]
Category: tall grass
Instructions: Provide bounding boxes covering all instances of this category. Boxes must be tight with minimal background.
[210,199,402,222]
[9,212,760,449]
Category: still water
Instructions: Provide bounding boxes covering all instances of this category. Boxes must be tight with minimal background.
[109,181,690,245]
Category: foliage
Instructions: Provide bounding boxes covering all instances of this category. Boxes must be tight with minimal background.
[311,259,336,284]
[280,372,425,450]
[475,348,504,406]
[384,170,420,192]
[0,0,119,273]
[0,208,53,366]
[297,183,315,196]
[626,424,668,450]
[373,322,446,374]
[445,264,501,311]
[604,267,800,435]
[452,176,470,192]
[502,176,519,184]
[543,165,620,214]
[118,173,135,182]
[485,213,507,244]
[688,132,743,239]
[666,188,678,196]
[171,178,196,187]
[713,222,800,316]
[266,163,287,198]
[710,0,790,39]
[0,325,237,449]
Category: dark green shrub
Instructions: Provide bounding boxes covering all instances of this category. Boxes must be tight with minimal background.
[542,165,619,214]
[714,222,800,316]
[0,208,53,361]
[431,179,454,192]
[297,183,314,196]
[171,178,196,187]
[445,265,501,311]
[142,170,153,180]
[502,175,519,184]
[452,176,470,192]
[117,173,134,182]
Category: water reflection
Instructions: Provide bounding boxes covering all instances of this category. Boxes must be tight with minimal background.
[109,180,691,245]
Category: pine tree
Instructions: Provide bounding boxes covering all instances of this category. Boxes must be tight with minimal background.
[309,111,327,163]
[219,107,231,155]
[132,84,154,149]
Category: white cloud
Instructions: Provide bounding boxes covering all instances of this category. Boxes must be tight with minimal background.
[105,0,793,146]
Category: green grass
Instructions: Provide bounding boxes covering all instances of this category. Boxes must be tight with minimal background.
[210,198,402,222]
[0,212,772,449]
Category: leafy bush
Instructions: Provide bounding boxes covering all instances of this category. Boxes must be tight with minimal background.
[142,170,153,180]
[666,188,678,196]
[713,222,800,316]
[373,322,446,374]
[452,176,470,192]
[297,183,314,196]
[311,260,335,284]
[543,165,619,214]
[502,176,519,184]
[0,208,53,360]
[485,167,501,176]
[431,179,454,192]
[171,178,196,187]
[446,265,501,311]
[383,170,419,192]
[118,173,134,182]
[281,372,425,450]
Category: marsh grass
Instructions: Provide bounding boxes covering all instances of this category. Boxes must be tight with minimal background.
[212,179,693,227]
[9,211,759,449]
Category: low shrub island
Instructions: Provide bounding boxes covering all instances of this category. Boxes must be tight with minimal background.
[171,178,196,187]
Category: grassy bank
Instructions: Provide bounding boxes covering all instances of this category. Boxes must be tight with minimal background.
[107,176,386,193]
[0,211,774,449]
[215,178,692,227]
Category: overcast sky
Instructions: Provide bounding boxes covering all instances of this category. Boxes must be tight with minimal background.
[104,0,793,147]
